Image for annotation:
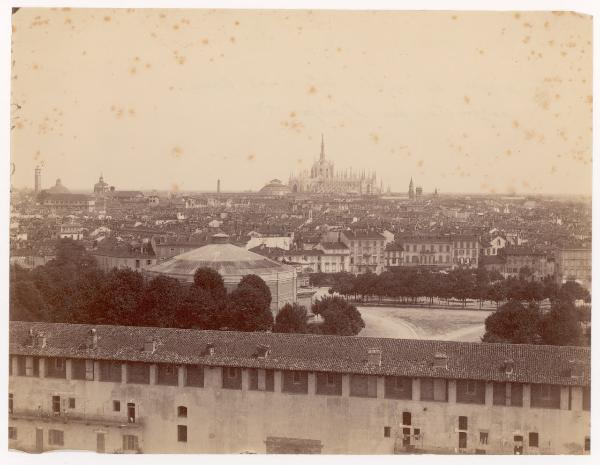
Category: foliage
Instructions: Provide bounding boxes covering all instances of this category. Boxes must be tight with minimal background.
[482,300,542,344]
[274,303,308,333]
[312,296,365,336]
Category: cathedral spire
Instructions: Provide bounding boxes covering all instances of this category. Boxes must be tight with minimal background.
[320,134,325,161]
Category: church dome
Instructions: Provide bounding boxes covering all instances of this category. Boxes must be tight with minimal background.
[259,179,290,196]
[144,234,296,311]
[46,178,70,194]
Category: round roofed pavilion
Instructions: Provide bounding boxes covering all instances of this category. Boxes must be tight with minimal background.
[144,233,297,312]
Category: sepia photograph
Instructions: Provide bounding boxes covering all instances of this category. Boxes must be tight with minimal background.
[3,0,596,461]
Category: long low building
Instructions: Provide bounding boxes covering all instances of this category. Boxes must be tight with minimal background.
[8,321,590,455]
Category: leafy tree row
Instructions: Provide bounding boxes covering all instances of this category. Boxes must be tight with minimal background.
[320,268,590,308]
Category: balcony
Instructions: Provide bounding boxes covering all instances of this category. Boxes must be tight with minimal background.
[10,409,143,429]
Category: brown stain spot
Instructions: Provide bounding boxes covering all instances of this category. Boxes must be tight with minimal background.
[417,160,424,167]
[463,95,470,104]
[586,95,592,104]
[247,153,255,161]
[512,120,520,129]
[173,24,180,31]
[103,16,112,22]
[544,21,550,29]
[64,18,72,25]
[234,21,240,26]
[308,85,317,95]
[523,22,533,28]
[550,165,557,174]
[548,40,555,47]
[201,38,209,45]
[522,36,530,44]
[451,15,458,20]
[128,108,136,117]
[172,147,183,158]
[506,149,512,156]
[370,133,380,144]
[129,67,137,75]
[229,36,236,44]
[513,13,521,20]
[145,63,152,69]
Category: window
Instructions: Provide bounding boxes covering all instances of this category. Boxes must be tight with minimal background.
[123,434,138,451]
[282,371,308,394]
[185,365,204,388]
[46,357,67,379]
[113,400,121,412]
[458,416,468,430]
[493,382,506,406]
[349,374,377,398]
[384,376,412,400]
[414,428,421,439]
[177,406,187,418]
[293,371,302,384]
[157,364,178,386]
[402,412,411,426]
[8,427,17,440]
[49,429,64,446]
[480,432,489,445]
[52,395,61,414]
[384,426,391,438]
[99,361,122,382]
[529,432,539,448]
[222,367,242,390]
[8,393,13,414]
[327,373,336,386]
[177,425,187,443]
[127,362,150,384]
[585,436,590,452]
[127,402,136,423]
[68,398,75,409]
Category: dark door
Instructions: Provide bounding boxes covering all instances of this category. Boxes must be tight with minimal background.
[52,396,60,414]
[514,435,524,455]
[459,432,467,449]
[35,428,43,453]
[127,403,135,423]
[96,433,105,453]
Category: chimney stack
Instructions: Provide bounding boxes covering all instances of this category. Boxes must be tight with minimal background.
[367,348,382,367]
[205,343,215,356]
[504,358,514,375]
[256,344,271,359]
[87,328,98,350]
[433,352,448,369]
[143,340,156,354]
[569,360,584,380]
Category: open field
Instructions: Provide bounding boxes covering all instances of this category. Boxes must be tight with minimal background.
[357,306,493,342]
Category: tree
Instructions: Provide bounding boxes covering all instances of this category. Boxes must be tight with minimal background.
[238,274,272,310]
[87,269,145,325]
[225,284,273,332]
[193,267,227,301]
[482,300,542,344]
[539,300,583,346]
[312,296,365,336]
[177,285,221,330]
[274,303,308,333]
[9,273,50,322]
[558,281,591,304]
[137,275,184,327]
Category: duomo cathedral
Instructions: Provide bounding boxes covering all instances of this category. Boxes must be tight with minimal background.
[287,136,384,195]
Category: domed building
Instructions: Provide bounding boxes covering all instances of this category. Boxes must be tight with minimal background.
[144,233,297,313]
[259,179,290,196]
[45,178,70,194]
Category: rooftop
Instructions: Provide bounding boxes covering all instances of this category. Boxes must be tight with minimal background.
[9,321,590,387]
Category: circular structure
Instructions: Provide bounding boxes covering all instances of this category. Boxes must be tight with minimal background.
[144,234,297,312]
[45,178,70,194]
[259,179,290,196]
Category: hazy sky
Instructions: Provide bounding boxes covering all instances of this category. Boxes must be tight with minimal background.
[10,8,592,194]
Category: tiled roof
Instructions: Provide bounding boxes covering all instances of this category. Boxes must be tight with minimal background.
[320,242,349,250]
[9,322,590,387]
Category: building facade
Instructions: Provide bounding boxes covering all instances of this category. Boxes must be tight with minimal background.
[9,322,590,455]
[339,230,387,274]
[555,248,592,291]
[288,136,382,195]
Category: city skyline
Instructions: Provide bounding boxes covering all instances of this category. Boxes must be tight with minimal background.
[10,9,592,195]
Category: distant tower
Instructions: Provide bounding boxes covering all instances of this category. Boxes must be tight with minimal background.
[416,186,423,198]
[408,177,415,200]
[217,179,221,195]
[34,166,41,193]
[320,134,325,161]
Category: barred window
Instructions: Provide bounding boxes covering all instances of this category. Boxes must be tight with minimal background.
[185,365,204,388]
[122,434,138,451]
[49,429,64,446]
